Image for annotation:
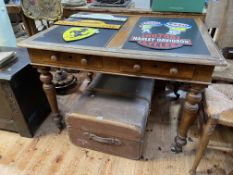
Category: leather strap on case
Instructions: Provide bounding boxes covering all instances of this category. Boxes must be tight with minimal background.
[84,132,122,145]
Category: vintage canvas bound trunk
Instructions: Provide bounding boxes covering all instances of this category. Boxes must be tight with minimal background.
[66,74,154,159]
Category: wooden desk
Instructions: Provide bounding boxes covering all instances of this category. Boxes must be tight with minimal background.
[18,14,226,152]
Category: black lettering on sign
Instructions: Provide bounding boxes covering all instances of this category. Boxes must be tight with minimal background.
[130,33,192,50]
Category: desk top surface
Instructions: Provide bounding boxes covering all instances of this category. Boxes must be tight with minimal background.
[18,14,226,66]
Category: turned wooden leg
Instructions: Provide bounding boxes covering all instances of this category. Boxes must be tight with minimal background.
[37,67,63,129]
[189,118,217,175]
[171,85,205,153]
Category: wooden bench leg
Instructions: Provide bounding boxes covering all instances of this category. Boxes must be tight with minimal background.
[189,118,218,175]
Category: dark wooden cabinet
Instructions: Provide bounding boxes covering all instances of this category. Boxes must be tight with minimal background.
[0,47,50,137]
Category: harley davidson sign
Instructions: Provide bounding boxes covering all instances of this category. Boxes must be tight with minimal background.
[130,33,192,49]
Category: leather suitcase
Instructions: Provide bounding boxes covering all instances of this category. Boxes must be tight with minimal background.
[66,74,154,159]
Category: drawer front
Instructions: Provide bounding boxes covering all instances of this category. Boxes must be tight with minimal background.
[120,60,195,79]
[29,50,102,70]
[29,49,197,80]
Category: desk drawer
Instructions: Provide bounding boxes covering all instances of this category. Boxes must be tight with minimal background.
[120,60,195,79]
[29,50,102,69]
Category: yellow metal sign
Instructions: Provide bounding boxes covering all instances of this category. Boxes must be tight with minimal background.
[55,20,121,29]
[63,27,98,42]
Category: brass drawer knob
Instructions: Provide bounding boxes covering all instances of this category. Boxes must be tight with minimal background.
[81,58,88,66]
[51,55,58,61]
[170,67,178,75]
[133,64,141,72]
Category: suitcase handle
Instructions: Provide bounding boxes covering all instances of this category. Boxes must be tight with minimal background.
[86,132,122,145]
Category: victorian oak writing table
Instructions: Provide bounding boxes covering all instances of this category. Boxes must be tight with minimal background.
[18,14,226,153]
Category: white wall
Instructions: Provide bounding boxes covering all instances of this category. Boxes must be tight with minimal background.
[0,0,16,47]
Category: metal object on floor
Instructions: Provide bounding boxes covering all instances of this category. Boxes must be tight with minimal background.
[52,69,77,94]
